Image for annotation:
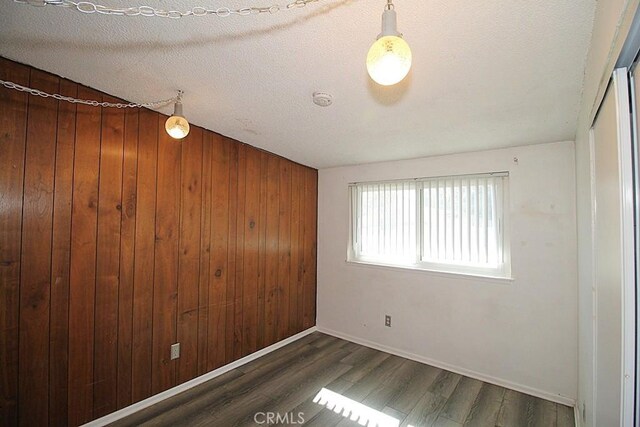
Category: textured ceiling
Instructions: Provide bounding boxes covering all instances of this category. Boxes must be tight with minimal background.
[0,1,595,168]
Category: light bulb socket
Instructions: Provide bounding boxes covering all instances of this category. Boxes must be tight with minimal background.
[172,100,184,118]
[379,8,401,38]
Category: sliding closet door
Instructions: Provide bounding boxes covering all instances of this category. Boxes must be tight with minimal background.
[591,68,636,427]
[632,64,640,427]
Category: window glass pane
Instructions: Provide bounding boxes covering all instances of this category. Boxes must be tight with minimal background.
[420,176,502,268]
[356,182,416,262]
[350,173,507,275]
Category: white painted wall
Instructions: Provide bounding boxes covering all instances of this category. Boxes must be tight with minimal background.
[317,141,578,403]
[574,1,639,425]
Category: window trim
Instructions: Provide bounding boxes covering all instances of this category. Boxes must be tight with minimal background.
[345,258,515,284]
[347,172,512,279]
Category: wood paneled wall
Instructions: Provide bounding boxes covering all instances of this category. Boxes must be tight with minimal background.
[0,58,318,427]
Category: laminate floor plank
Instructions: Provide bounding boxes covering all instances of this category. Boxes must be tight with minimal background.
[261,352,351,400]
[497,389,558,427]
[338,355,406,403]
[531,399,557,427]
[339,350,391,383]
[237,332,325,374]
[387,361,441,414]
[556,403,574,427]
[252,348,353,416]
[310,334,339,348]
[302,406,348,427]
[264,362,352,422]
[339,345,378,365]
[433,415,464,427]
[463,383,505,427]
[302,376,364,427]
[429,370,463,399]
[310,354,406,427]
[360,359,426,411]
[110,334,567,427]
[340,341,362,354]
[283,378,353,426]
[401,391,447,427]
[382,406,407,424]
[439,377,484,423]
[189,388,275,427]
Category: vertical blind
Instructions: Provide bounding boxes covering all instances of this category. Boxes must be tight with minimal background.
[351,181,418,263]
[349,173,508,271]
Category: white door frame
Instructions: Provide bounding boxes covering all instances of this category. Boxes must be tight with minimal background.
[612,67,636,427]
[588,127,598,426]
[590,68,636,427]
[634,66,640,427]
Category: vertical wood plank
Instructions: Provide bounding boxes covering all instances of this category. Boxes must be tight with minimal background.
[117,107,138,409]
[151,115,181,394]
[197,132,213,376]
[49,79,77,427]
[225,142,238,364]
[131,109,158,403]
[19,69,58,426]
[256,152,268,350]
[68,86,102,426]
[289,164,302,335]
[242,148,261,356]
[93,95,125,418]
[209,135,230,370]
[177,127,203,384]
[0,59,29,427]
[277,160,291,341]
[263,156,280,347]
[234,145,247,360]
[296,165,306,332]
[303,168,318,329]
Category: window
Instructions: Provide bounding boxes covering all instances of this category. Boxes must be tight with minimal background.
[348,172,510,278]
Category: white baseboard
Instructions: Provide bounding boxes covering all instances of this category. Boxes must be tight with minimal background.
[82,326,318,427]
[316,326,576,407]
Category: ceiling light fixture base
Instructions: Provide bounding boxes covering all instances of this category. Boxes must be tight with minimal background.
[379,8,401,38]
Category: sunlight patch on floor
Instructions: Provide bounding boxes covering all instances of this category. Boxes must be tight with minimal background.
[312,387,404,427]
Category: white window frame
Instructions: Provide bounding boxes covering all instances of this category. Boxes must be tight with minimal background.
[347,172,511,280]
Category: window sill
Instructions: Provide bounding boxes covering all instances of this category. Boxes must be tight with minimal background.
[345,259,515,285]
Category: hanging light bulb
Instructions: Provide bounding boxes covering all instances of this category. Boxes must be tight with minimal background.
[366,0,412,86]
[165,91,190,139]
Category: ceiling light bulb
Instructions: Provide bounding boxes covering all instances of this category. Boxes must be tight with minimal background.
[165,114,190,139]
[165,94,190,139]
[366,2,412,86]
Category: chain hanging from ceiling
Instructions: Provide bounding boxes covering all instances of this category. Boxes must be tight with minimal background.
[6,0,331,139]
[0,79,178,108]
[8,0,328,105]
[13,0,324,18]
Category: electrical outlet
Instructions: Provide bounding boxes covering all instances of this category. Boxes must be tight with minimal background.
[170,343,180,360]
[385,315,391,327]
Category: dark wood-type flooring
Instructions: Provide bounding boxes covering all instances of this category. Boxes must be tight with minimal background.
[111,333,575,427]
